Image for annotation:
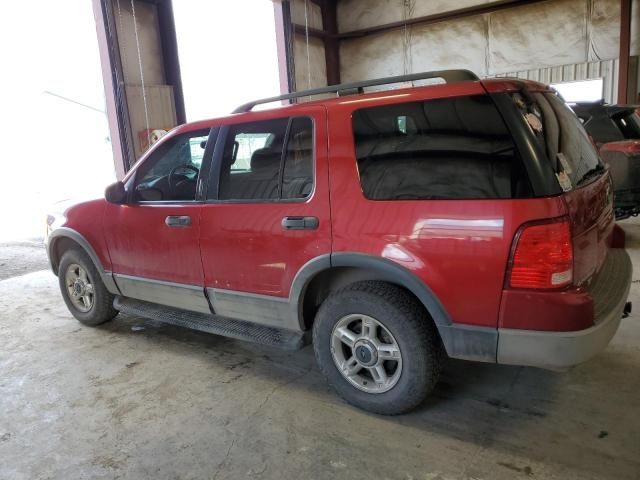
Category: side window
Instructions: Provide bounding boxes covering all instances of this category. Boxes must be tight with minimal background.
[134,129,210,202]
[217,117,314,201]
[515,92,601,188]
[352,95,530,200]
[282,117,314,199]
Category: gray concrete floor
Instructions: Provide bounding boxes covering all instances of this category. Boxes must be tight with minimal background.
[0,240,48,281]
[1,224,640,480]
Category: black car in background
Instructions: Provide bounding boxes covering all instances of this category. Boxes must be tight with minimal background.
[573,101,640,219]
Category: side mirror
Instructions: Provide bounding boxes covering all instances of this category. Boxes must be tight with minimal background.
[105,181,127,204]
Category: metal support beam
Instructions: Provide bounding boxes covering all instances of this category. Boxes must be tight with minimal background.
[274,0,296,94]
[273,1,293,95]
[618,0,632,103]
[292,23,329,39]
[290,1,340,86]
[92,0,134,179]
[321,0,340,85]
[93,0,186,177]
[156,0,186,124]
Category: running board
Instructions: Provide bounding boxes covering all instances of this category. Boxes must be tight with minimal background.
[114,297,306,351]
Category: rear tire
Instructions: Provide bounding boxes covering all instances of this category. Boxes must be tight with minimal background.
[58,248,118,326]
[313,281,444,415]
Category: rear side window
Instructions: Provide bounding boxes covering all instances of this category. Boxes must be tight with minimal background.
[513,92,601,189]
[216,117,314,201]
[352,95,531,200]
[282,118,314,199]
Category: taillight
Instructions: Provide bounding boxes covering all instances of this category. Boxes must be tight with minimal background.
[508,219,573,289]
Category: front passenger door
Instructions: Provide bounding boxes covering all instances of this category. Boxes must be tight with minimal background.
[103,128,213,313]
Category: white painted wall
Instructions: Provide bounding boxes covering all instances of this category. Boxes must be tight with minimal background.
[290,0,327,91]
[293,34,328,90]
[338,0,502,31]
[338,0,640,83]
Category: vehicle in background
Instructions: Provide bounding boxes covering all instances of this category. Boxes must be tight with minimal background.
[46,71,632,415]
[572,101,640,219]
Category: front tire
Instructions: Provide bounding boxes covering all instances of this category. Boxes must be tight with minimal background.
[58,248,118,326]
[313,281,444,415]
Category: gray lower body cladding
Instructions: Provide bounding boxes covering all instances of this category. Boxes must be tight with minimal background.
[114,297,306,351]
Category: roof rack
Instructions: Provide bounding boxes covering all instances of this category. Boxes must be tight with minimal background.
[232,69,479,114]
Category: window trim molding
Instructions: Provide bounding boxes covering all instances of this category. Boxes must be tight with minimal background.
[205,115,317,204]
[127,128,214,205]
[351,93,541,201]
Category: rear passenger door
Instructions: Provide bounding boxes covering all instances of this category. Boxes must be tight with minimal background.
[199,107,330,329]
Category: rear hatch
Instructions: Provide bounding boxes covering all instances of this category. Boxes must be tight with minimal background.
[509,89,615,286]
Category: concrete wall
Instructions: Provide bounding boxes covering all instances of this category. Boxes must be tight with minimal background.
[338,0,640,83]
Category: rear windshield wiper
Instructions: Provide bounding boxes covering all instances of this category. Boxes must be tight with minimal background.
[576,164,605,186]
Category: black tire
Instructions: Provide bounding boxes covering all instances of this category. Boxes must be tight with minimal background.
[58,248,118,326]
[313,281,444,415]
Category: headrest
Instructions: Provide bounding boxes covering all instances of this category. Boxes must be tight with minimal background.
[250,148,282,171]
[291,130,313,151]
[353,102,426,137]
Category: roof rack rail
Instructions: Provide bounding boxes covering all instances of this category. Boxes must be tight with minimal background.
[232,69,479,114]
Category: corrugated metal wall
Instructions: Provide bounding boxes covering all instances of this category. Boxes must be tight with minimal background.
[498,59,620,103]
[498,57,640,103]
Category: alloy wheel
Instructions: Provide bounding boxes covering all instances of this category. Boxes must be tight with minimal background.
[330,314,402,394]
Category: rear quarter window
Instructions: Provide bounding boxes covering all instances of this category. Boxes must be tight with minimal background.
[352,95,532,201]
[513,92,602,189]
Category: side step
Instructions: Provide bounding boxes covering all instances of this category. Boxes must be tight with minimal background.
[114,297,306,351]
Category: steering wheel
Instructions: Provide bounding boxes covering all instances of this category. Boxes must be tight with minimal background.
[168,164,199,195]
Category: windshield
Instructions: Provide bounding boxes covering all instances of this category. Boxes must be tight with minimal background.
[512,91,602,190]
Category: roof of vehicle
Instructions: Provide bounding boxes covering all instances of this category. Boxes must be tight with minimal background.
[126,73,551,182]
[172,73,551,135]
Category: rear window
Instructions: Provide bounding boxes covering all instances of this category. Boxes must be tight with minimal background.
[513,92,601,189]
[352,95,531,200]
[614,110,640,139]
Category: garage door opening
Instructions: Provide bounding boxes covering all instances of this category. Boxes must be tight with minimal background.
[551,78,604,103]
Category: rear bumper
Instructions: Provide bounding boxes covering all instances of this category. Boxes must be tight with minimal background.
[496,248,632,369]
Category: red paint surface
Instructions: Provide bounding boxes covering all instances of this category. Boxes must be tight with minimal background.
[600,139,640,155]
[57,78,618,332]
[562,173,614,286]
[103,203,205,285]
[499,287,594,331]
[63,200,112,270]
[199,106,331,297]
[326,82,568,328]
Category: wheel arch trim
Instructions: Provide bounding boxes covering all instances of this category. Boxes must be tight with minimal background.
[47,227,120,295]
[290,252,497,363]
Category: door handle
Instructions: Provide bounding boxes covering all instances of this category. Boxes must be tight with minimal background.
[165,215,192,227]
[281,216,319,230]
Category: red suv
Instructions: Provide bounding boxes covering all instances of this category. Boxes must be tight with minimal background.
[46,70,632,414]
